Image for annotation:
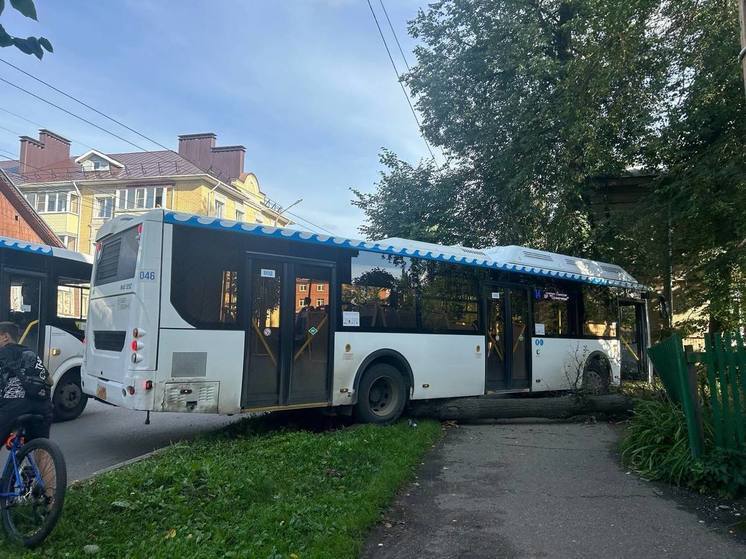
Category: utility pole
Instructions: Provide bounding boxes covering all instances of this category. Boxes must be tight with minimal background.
[740,0,746,95]
[273,198,302,227]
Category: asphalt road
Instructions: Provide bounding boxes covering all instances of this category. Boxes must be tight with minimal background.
[362,421,746,559]
[1,400,245,483]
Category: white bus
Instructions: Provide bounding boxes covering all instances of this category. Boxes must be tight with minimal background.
[81,210,650,423]
[0,236,92,421]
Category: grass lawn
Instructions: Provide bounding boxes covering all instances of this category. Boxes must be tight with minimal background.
[0,414,442,559]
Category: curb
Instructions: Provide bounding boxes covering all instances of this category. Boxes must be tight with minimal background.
[72,446,173,485]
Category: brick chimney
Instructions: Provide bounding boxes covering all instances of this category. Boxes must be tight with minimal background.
[177,133,245,181]
[19,129,71,175]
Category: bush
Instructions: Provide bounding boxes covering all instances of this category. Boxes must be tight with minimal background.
[621,397,746,497]
[621,398,698,485]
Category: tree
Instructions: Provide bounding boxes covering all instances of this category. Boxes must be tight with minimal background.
[354,0,746,332]
[652,0,746,331]
[0,0,53,59]
[362,0,667,254]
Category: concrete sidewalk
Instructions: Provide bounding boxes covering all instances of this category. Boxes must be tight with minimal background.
[362,422,745,559]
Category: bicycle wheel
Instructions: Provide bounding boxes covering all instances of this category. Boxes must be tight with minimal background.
[0,438,66,547]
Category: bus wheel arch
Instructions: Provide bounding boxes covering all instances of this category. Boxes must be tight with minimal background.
[52,367,88,422]
[352,350,412,424]
[582,352,611,395]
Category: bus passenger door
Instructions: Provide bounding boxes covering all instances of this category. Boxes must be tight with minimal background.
[485,286,530,391]
[243,257,333,409]
[619,301,647,381]
[1,272,45,355]
[288,264,331,405]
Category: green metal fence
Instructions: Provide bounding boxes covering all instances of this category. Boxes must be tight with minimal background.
[647,330,746,458]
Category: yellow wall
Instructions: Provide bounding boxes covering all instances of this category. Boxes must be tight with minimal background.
[27,172,289,255]
[38,212,79,237]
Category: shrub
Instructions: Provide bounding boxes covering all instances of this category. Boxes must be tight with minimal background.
[621,397,746,497]
[621,398,698,485]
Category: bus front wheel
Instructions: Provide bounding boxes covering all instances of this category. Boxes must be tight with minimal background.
[52,370,88,422]
[354,363,407,424]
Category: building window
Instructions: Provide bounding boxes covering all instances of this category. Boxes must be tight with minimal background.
[26,191,73,213]
[70,194,80,213]
[214,199,225,218]
[316,298,325,307]
[59,235,77,251]
[96,196,114,219]
[116,187,168,211]
[298,284,308,292]
[316,284,324,292]
[236,209,245,222]
[135,187,146,209]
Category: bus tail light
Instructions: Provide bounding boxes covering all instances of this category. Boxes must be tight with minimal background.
[131,340,143,351]
[127,385,135,395]
[131,353,143,364]
[144,380,153,391]
[133,328,146,338]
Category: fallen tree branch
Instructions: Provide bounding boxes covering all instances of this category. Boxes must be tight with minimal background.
[408,393,633,421]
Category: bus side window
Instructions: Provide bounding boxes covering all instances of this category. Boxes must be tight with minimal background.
[57,281,89,321]
[581,286,618,337]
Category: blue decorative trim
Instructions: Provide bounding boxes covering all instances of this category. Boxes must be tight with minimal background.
[163,212,646,290]
[0,237,54,257]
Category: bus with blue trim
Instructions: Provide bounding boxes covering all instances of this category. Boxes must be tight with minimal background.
[0,236,91,421]
[81,209,650,423]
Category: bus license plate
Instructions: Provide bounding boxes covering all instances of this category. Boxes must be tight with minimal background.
[96,384,107,401]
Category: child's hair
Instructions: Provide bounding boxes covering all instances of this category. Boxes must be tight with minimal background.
[0,322,20,342]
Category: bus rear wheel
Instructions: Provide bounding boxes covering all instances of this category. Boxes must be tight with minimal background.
[354,363,407,424]
[52,370,88,422]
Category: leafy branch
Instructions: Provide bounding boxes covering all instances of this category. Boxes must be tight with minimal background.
[0,0,53,59]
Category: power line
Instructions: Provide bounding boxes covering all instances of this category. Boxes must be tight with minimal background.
[0,124,24,137]
[285,209,336,236]
[0,69,334,234]
[0,107,98,152]
[0,75,154,153]
[378,0,412,72]
[365,0,434,159]
[0,58,173,153]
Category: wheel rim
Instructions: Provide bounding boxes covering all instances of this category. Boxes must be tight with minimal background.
[4,448,58,540]
[368,376,398,417]
[57,381,81,411]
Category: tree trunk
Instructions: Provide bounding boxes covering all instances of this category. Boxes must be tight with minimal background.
[408,394,632,421]
[739,0,746,97]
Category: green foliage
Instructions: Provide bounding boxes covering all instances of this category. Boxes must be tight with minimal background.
[690,448,746,498]
[0,0,52,59]
[621,397,746,497]
[621,398,699,485]
[354,0,745,330]
[0,418,442,558]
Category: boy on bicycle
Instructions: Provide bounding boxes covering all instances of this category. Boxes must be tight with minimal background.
[0,322,53,444]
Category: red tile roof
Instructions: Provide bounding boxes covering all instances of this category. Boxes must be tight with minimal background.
[4,149,208,185]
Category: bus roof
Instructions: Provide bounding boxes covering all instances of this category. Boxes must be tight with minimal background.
[100,210,646,291]
[174,212,645,290]
[0,235,92,264]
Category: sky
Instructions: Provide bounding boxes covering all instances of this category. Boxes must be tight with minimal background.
[0,0,435,237]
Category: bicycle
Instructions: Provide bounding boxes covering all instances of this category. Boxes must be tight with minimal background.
[0,414,66,547]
